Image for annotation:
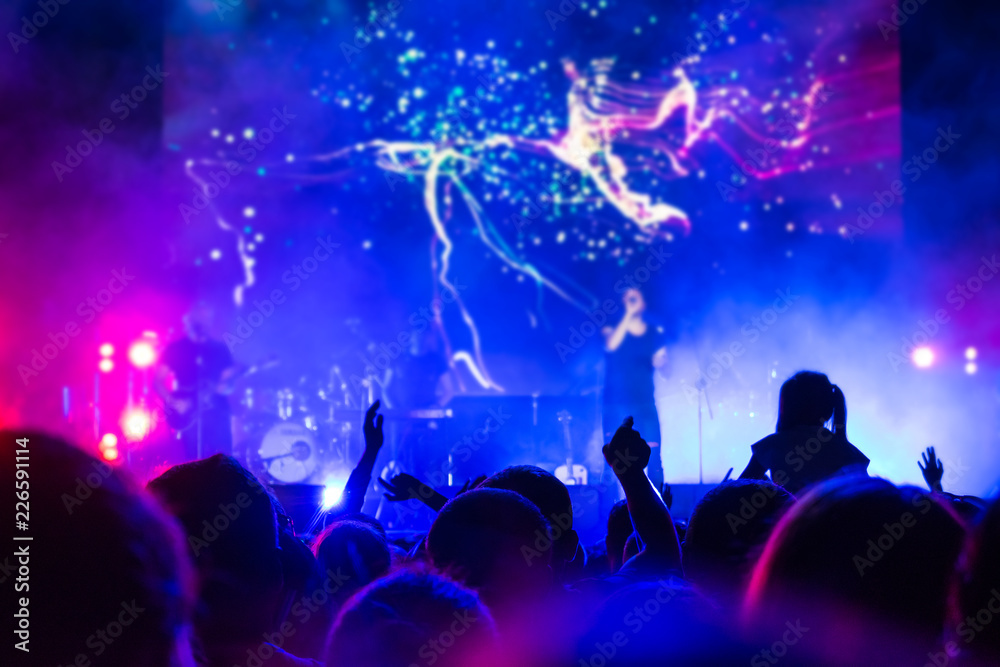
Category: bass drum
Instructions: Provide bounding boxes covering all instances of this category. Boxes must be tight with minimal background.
[256,422,321,484]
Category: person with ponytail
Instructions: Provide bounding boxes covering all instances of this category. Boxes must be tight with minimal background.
[738,371,869,494]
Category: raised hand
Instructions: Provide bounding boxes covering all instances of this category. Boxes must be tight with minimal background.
[378,472,428,502]
[363,400,385,455]
[378,471,449,512]
[602,416,651,479]
[919,446,944,493]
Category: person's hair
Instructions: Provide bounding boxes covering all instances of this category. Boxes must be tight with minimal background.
[775,370,847,435]
[1,431,192,666]
[949,496,1000,659]
[325,566,497,667]
[605,499,632,572]
[683,480,794,598]
[147,454,283,651]
[479,465,578,563]
[745,476,965,643]
[426,488,552,599]
[313,520,392,608]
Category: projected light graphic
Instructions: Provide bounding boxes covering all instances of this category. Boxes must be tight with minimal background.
[185,39,892,387]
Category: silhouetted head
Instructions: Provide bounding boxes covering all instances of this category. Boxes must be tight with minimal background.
[950,496,1000,660]
[745,476,965,658]
[313,520,392,610]
[479,465,579,570]
[426,488,552,607]
[605,499,633,573]
[683,480,794,601]
[1,431,192,667]
[147,454,283,657]
[776,370,847,434]
[325,567,498,667]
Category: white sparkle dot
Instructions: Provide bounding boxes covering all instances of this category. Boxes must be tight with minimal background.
[243,207,256,218]
[210,249,221,260]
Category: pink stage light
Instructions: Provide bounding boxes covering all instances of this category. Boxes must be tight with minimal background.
[121,407,152,441]
[128,339,157,369]
[99,343,114,357]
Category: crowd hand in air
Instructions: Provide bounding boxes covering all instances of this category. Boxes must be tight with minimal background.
[603,417,680,572]
[363,400,384,457]
[919,446,944,493]
[378,472,450,512]
[332,401,386,517]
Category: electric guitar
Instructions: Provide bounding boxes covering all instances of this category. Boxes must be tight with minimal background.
[163,359,276,431]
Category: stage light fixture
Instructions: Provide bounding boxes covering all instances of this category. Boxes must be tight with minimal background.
[101,447,119,462]
[121,407,151,441]
[912,346,935,369]
[98,358,114,373]
[128,339,157,369]
[99,343,114,357]
[99,433,118,450]
[322,485,344,509]
[966,362,978,375]
[966,347,978,360]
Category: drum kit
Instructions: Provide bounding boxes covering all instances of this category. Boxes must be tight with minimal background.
[233,362,369,485]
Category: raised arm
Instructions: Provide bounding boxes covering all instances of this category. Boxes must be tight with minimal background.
[331,401,385,516]
[603,313,632,353]
[603,417,681,571]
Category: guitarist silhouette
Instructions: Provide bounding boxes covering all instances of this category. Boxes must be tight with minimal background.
[154,304,237,460]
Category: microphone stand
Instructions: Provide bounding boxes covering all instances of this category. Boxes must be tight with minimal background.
[694,376,714,486]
